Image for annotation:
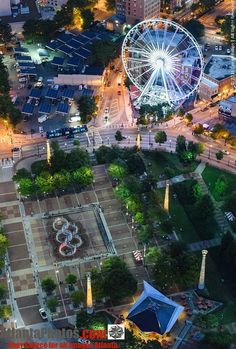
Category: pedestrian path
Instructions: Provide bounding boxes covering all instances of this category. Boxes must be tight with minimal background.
[189,238,221,251]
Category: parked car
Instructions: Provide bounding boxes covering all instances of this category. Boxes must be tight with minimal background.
[215,45,218,50]
[39,308,47,320]
[38,114,48,123]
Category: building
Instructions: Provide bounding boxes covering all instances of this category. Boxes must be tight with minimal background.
[127,281,184,335]
[218,95,236,119]
[0,0,11,16]
[116,0,161,25]
[37,0,67,10]
[199,55,236,100]
[54,66,105,87]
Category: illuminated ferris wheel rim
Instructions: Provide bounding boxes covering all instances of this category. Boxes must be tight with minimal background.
[122,18,204,104]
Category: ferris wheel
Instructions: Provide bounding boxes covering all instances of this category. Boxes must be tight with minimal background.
[122,19,204,107]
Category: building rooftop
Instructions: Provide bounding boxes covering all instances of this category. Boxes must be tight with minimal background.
[0,0,40,23]
[204,55,236,81]
[127,281,184,335]
[201,76,218,88]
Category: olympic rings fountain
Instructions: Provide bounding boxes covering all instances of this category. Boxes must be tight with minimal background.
[53,217,83,257]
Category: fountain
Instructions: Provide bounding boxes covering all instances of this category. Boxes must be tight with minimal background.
[53,217,83,257]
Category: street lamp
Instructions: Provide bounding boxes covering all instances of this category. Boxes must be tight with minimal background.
[169,139,172,148]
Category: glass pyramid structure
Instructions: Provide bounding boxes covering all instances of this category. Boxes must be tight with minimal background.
[127,281,184,335]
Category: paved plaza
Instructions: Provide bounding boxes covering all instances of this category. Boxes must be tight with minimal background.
[1,165,149,327]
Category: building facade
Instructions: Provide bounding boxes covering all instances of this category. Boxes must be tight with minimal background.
[116,0,161,25]
[218,96,236,119]
[0,0,11,16]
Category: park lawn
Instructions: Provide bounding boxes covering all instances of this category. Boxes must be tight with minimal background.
[202,165,236,201]
[154,188,199,243]
[169,193,199,243]
[141,150,199,180]
[201,247,236,324]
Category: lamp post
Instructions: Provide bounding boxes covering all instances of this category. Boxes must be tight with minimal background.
[149,129,151,147]
[198,250,208,290]
[169,139,172,148]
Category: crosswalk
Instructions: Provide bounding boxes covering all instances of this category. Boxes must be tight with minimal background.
[0,158,14,168]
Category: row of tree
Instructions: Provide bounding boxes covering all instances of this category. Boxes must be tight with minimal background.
[175,135,204,163]
[13,142,93,196]
[0,58,22,125]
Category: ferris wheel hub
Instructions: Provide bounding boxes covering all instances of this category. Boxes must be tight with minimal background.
[149,50,173,72]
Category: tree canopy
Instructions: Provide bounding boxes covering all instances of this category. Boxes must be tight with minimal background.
[184,19,205,40]
[91,257,137,301]
[78,96,98,123]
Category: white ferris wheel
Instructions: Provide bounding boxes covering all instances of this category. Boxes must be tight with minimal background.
[122,19,204,107]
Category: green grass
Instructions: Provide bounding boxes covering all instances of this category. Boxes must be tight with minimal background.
[169,193,199,243]
[141,150,199,180]
[199,247,236,324]
[202,165,236,201]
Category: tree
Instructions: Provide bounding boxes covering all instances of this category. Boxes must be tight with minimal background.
[225,191,236,216]
[41,277,57,295]
[65,274,77,286]
[73,167,93,188]
[185,113,193,124]
[66,148,90,172]
[46,297,58,312]
[193,123,204,135]
[0,233,8,257]
[0,22,12,45]
[196,194,214,221]
[13,168,32,182]
[73,139,80,146]
[71,290,85,307]
[52,170,71,190]
[138,225,152,243]
[108,163,127,180]
[78,96,98,123]
[203,330,233,349]
[0,305,12,319]
[18,178,35,196]
[220,15,236,43]
[154,131,167,145]
[35,172,54,195]
[0,284,6,300]
[81,9,94,30]
[176,135,186,154]
[23,19,58,43]
[105,0,116,11]
[127,154,145,175]
[115,130,123,142]
[88,40,121,67]
[101,257,137,301]
[95,146,117,164]
[214,175,228,198]
[50,148,67,174]
[177,107,185,117]
[216,150,224,161]
[184,19,205,40]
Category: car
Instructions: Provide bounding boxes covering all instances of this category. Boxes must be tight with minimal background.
[118,82,121,86]
[215,45,218,50]
[35,99,39,106]
[39,308,47,320]
[226,48,231,54]
[105,107,109,113]
[11,147,20,152]
[222,149,230,155]
[161,235,171,241]
[209,102,217,107]
[118,91,121,95]
[66,133,74,139]
[219,45,222,51]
